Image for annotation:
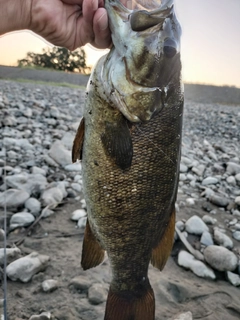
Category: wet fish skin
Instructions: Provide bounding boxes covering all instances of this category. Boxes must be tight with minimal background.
[72,1,183,319]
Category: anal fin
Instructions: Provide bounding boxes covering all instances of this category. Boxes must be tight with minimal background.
[72,117,84,162]
[151,209,175,271]
[81,219,105,270]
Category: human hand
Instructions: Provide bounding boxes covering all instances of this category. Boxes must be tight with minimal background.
[29,0,111,50]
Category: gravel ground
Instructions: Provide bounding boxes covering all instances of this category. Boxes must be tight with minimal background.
[0,69,240,320]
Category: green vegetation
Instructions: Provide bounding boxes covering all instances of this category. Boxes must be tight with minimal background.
[1,78,84,89]
[18,47,90,74]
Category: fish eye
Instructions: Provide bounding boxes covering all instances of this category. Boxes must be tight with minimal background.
[163,38,177,58]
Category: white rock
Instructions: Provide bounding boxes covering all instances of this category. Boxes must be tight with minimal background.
[173,311,193,320]
[61,132,75,150]
[10,212,35,229]
[202,215,216,225]
[176,220,185,232]
[186,198,195,206]
[65,163,82,172]
[232,231,240,241]
[77,217,87,228]
[0,247,21,265]
[226,162,240,175]
[232,210,240,217]
[25,198,41,217]
[31,166,47,176]
[88,283,108,305]
[71,183,82,193]
[29,311,51,320]
[178,251,215,280]
[180,164,188,173]
[235,196,240,206]
[213,228,233,249]
[200,231,214,246]
[48,140,71,167]
[41,206,54,218]
[41,187,64,206]
[236,173,240,185]
[204,245,238,271]
[71,209,86,221]
[226,271,240,287]
[43,154,59,167]
[227,176,236,186]
[5,173,47,195]
[0,189,30,208]
[6,252,49,282]
[202,177,219,186]
[42,279,59,292]
[185,215,209,235]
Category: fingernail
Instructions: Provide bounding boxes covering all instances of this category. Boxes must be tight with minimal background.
[98,12,108,31]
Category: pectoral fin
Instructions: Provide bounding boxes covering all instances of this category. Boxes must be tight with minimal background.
[151,210,175,271]
[81,219,105,270]
[101,117,133,170]
[72,117,85,163]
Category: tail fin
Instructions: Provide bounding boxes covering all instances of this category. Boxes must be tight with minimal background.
[104,281,155,320]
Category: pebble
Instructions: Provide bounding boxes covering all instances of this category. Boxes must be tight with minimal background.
[77,217,87,228]
[29,312,51,320]
[71,209,86,221]
[0,247,21,265]
[65,163,82,172]
[200,231,214,246]
[178,251,215,280]
[185,215,209,235]
[226,162,240,175]
[25,198,41,217]
[88,283,108,305]
[10,212,35,229]
[209,194,229,207]
[226,271,240,287]
[6,252,50,282]
[213,228,233,249]
[173,311,193,320]
[235,196,240,206]
[202,177,219,185]
[232,231,240,241]
[202,215,216,225]
[42,279,59,292]
[176,220,185,232]
[204,245,238,271]
[49,140,72,167]
[41,187,64,206]
[70,276,92,290]
[0,189,30,208]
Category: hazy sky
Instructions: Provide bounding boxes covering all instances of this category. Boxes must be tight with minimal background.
[0,0,240,87]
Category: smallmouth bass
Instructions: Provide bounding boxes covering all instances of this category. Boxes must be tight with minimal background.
[72,0,183,319]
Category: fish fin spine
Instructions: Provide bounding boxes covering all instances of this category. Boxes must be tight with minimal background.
[72,117,85,162]
[151,209,175,271]
[104,282,155,320]
[81,219,105,270]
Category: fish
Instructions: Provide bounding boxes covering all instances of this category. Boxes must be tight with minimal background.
[72,0,183,319]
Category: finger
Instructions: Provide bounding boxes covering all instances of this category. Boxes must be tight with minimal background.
[82,0,98,22]
[92,7,112,49]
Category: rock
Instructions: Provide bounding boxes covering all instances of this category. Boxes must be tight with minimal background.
[204,245,238,271]
[31,166,47,176]
[232,231,240,241]
[0,247,21,265]
[202,177,219,186]
[70,276,92,290]
[29,311,51,320]
[192,164,205,176]
[25,198,41,217]
[48,140,71,167]
[176,220,185,232]
[213,228,233,249]
[88,283,108,305]
[42,279,59,292]
[226,162,240,175]
[71,209,86,221]
[41,187,64,206]
[226,271,240,287]
[6,252,50,282]
[209,194,229,207]
[0,189,30,208]
[71,183,82,193]
[185,215,209,235]
[180,164,188,173]
[173,311,193,320]
[61,132,75,150]
[5,173,47,195]
[236,173,240,185]
[200,231,214,246]
[235,196,240,206]
[178,251,215,280]
[77,217,87,228]
[64,163,82,172]
[10,212,35,229]
[185,198,195,206]
[232,210,240,217]
[43,154,59,167]
[41,206,54,218]
[202,215,216,225]
[227,176,236,186]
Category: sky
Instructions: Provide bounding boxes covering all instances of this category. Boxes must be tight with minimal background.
[0,0,240,88]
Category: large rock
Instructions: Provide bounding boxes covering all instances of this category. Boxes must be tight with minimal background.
[213,228,233,249]
[6,252,49,282]
[10,212,35,229]
[0,189,30,208]
[209,194,229,207]
[48,140,71,167]
[178,250,215,279]
[204,245,238,271]
[5,173,47,195]
[185,215,209,235]
[25,197,41,217]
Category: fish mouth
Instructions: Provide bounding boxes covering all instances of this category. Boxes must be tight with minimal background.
[106,0,174,31]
